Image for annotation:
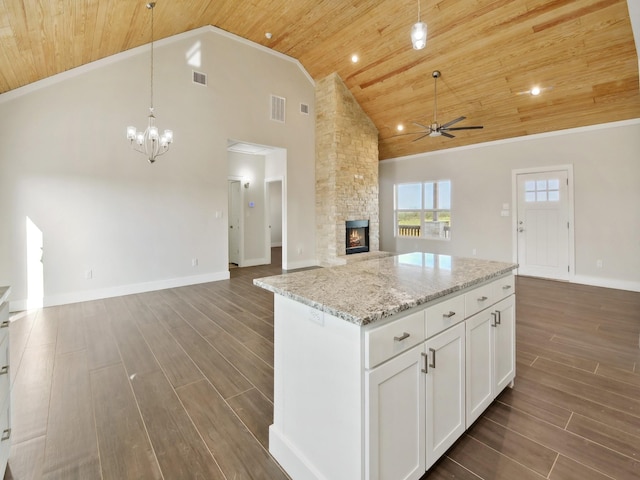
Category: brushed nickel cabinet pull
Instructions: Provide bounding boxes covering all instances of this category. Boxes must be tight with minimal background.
[0,320,8,328]
[495,310,502,325]
[429,348,436,368]
[394,332,410,342]
[442,311,456,318]
[0,365,8,375]
[1,428,10,441]
[421,352,428,373]
[491,312,497,327]
[478,296,488,301]
[502,285,512,290]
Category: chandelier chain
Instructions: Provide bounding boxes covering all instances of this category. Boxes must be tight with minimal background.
[149,2,154,111]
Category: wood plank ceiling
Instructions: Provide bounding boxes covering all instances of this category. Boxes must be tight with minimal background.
[1,0,638,160]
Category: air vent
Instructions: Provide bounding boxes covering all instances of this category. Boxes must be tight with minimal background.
[192,71,207,86]
[271,95,286,123]
[300,103,309,115]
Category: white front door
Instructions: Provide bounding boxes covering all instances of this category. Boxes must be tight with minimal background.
[516,169,570,280]
[228,180,241,265]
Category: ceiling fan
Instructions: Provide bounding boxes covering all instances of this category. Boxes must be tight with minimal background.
[405,70,484,141]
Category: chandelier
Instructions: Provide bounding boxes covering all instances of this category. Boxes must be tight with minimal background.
[411,0,427,50]
[126,2,173,164]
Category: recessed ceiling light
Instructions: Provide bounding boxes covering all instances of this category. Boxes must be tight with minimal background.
[351,54,359,63]
[530,86,541,96]
[397,124,404,131]
[265,32,272,39]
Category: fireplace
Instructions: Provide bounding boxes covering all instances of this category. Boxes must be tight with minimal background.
[345,220,369,255]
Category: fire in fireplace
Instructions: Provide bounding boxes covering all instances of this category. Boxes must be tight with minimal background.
[345,220,369,255]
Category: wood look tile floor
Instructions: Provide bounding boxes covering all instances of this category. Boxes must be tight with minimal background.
[5,249,640,480]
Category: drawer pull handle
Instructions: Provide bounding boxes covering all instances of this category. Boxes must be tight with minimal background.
[1,428,10,441]
[478,296,488,302]
[442,311,456,319]
[0,365,8,376]
[394,332,410,342]
[429,348,436,369]
[502,285,512,290]
[491,312,498,327]
[495,310,502,325]
[421,352,428,373]
[0,320,8,328]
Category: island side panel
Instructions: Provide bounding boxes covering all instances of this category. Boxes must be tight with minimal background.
[270,294,364,480]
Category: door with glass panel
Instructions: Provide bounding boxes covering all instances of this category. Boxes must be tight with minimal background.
[516,170,570,280]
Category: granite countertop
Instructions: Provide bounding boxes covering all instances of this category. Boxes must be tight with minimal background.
[0,286,9,304]
[254,253,517,326]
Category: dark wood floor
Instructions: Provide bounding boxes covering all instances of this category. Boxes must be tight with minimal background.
[5,249,640,479]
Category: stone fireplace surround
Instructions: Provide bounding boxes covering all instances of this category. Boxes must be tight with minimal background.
[315,73,381,266]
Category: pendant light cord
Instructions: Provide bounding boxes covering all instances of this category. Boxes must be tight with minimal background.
[148,2,155,112]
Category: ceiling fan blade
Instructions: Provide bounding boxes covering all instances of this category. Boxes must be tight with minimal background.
[412,122,430,130]
[440,116,466,129]
[412,133,431,142]
[441,131,455,138]
[445,125,484,131]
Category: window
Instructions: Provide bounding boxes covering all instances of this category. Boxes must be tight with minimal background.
[395,180,451,239]
[524,179,560,202]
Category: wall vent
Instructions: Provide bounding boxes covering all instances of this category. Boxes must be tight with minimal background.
[300,103,310,115]
[192,71,207,86]
[271,95,286,123]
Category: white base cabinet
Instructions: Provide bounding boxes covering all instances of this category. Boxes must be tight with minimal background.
[0,289,11,479]
[269,275,515,480]
[425,322,466,470]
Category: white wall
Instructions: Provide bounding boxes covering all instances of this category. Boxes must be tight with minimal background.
[0,27,316,309]
[379,120,640,291]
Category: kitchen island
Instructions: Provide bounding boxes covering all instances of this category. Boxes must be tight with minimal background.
[254,253,518,480]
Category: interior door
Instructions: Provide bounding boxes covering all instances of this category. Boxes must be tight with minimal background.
[516,170,570,280]
[228,180,241,265]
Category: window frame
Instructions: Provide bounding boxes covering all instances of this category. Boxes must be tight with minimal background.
[394,180,452,240]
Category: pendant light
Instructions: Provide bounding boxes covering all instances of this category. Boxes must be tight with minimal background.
[411,0,427,50]
[126,2,173,164]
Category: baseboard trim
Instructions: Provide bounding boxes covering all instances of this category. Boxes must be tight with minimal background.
[570,275,640,293]
[10,270,230,311]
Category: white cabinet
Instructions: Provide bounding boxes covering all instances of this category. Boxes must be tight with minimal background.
[425,322,465,469]
[268,274,515,480]
[465,295,515,426]
[0,290,10,479]
[366,344,425,480]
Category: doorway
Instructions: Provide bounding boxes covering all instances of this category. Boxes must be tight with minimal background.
[513,166,574,280]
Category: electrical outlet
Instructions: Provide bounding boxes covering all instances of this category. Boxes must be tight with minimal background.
[85,269,93,280]
[472,249,477,256]
[596,259,603,268]
[192,258,198,267]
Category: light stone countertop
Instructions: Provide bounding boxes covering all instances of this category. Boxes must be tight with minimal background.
[254,253,517,326]
[0,287,9,305]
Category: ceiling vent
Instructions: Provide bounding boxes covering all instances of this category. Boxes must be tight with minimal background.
[271,95,286,123]
[300,103,310,115]
[192,71,207,86]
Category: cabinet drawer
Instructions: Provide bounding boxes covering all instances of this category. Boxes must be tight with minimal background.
[492,275,515,301]
[0,302,8,347]
[0,395,10,479]
[365,310,425,369]
[465,282,495,317]
[0,336,8,403]
[425,295,465,338]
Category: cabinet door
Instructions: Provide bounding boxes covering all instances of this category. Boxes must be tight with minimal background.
[366,344,425,480]
[425,323,465,470]
[493,296,516,393]
[465,310,493,427]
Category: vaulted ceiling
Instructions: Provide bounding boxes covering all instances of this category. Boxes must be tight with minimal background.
[1,0,638,160]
